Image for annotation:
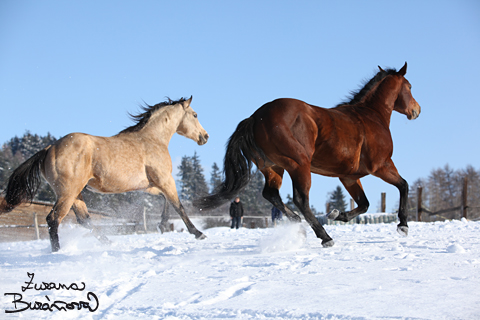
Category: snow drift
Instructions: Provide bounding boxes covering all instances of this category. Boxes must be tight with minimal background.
[1,220,479,319]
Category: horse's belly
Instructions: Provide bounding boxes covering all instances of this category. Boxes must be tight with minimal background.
[86,173,149,194]
[310,159,367,178]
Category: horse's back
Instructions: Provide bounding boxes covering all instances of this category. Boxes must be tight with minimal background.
[250,98,376,177]
[44,132,152,194]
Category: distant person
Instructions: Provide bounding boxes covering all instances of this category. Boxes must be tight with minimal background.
[271,206,283,226]
[229,197,244,229]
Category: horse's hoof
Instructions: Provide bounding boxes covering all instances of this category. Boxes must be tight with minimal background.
[327,209,339,220]
[397,226,409,237]
[196,233,207,240]
[322,239,335,247]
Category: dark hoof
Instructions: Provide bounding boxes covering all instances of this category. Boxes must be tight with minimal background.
[196,233,207,240]
[397,226,408,237]
[322,239,335,247]
[327,209,339,220]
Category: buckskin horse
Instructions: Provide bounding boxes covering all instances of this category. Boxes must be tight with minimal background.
[1,97,209,252]
[195,63,420,247]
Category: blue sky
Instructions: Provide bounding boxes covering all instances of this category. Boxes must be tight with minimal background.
[1,1,479,213]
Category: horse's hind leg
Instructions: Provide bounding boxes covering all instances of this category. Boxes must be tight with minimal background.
[328,178,370,222]
[72,193,111,245]
[261,166,301,222]
[289,166,334,247]
[46,197,76,252]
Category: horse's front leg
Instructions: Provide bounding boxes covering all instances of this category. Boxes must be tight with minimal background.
[373,160,409,236]
[147,176,206,239]
[171,201,206,239]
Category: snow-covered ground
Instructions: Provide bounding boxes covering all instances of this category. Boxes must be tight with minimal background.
[1,219,479,320]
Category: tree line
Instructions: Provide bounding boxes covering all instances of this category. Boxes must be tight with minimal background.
[1,132,479,221]
[406,164,480,221]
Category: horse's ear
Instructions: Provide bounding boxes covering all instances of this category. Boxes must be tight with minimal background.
[378,66,385,72]
[398,62,407,76]
[183,96,193,109]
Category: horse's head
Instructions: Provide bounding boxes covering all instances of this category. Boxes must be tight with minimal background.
[391,62,421,120]
[177,96,209,145]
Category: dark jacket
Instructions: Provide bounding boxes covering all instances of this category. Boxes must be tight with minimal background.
[271,206,282,221]
[229,201,244,218]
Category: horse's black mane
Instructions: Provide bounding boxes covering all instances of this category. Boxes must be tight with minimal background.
[337,67,397,107]
[119,97,187,134]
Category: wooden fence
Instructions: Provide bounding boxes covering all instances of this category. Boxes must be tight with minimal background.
[0,199,163,243]
[316,213,398,226]
[0,198,275,243]
[415,177,480,221]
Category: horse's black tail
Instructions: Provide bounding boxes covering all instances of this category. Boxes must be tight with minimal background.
[194,117,265,210]
[0,147,49,213]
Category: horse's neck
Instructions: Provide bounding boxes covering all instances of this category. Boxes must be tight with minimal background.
[364,77,401,127]
[139,105,184,145]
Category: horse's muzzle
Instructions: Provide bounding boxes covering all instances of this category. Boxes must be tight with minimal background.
[198,133,209,145]
[409,103,421,120]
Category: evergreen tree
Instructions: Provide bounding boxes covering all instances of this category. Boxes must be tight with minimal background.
[327,185,347,212]
[286,194,295,209]
[8,131,56,160]
[238,169,271,215]
[0,131,56,201]
[191,151,208,197]
[176,152,208,201]
[177,155,194,201]
[210,162,222,192]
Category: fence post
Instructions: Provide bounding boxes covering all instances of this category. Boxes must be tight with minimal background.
[33,212,40,240]
[461,177,468,219]
[381,192,386,213]
[416,187,423,222]
[142,207,148,233]
[350,198,354,211]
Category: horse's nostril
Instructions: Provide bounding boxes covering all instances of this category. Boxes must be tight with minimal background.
[205,134,209,141]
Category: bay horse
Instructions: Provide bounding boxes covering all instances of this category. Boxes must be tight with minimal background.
[1,97,209,252]
[195,63,420,247]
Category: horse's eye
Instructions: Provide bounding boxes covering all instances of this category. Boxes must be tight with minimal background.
[193,113,198,118]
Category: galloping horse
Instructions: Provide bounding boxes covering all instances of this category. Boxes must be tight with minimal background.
[1,97,209,252]
[195,63,420,247]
